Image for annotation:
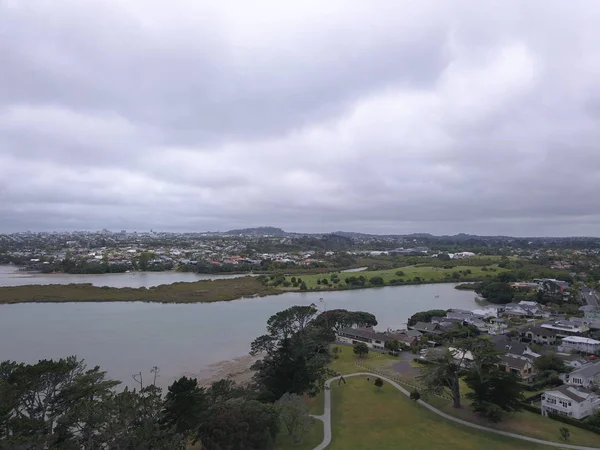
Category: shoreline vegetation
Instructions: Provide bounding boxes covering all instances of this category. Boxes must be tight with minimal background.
[0,258,572,305]
[0,263,498,305]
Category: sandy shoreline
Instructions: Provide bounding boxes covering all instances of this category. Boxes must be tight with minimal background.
[184,353,262,387]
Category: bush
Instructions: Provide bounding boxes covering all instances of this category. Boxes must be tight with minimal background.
[410,390,421,401]
[369,276,384,286]
[395,270,405,277]
[282,281,291,287]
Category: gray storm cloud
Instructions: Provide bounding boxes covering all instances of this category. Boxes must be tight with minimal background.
[2,0,600,236]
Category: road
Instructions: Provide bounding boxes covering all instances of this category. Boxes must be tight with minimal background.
[313,372,600,450]
[580,287,599,308]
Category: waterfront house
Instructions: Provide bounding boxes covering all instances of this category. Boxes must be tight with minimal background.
[337,327,390,350]
[541,385,600,419]
[411,322,443,335]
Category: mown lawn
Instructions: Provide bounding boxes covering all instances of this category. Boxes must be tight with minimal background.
[326,346,600,448]
[276,264,505,291]
[328,377,554,450]
[436,399,600,448]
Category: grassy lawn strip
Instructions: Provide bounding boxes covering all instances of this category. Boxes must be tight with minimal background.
[328,377,553,450]
[0,276,279,304]
[327,346,600,447]
[276,264,506,290]
[436,399,600,448]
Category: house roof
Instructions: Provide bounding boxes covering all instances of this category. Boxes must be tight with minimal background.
[524,326,556,338]
[404,329,423,338]
[412,322,442,333]
[546,385,596,403]
[499,354,531,370]
[338,327,390,342]
[562,336,600,345]
[494,339,529,356]
[569,361,600,379]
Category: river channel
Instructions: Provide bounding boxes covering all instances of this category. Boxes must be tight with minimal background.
[0,265,246,288]
[0,277,480,389]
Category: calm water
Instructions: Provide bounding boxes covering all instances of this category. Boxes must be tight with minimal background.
[0,265,246,288]
[0,283,478,389]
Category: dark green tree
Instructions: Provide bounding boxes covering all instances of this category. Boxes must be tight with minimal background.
[353,342,369,358]
[463,340,524,422]
[250,305,330,402]
[197,398,279,450]
[162,376,207,436]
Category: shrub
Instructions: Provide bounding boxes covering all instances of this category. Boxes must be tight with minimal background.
[395,270,405,277]
[410,390,421,401]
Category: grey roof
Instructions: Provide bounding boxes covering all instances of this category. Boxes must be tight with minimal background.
[499,354,531,370]
[524,326,556,338]
[338,327,390,342]
[494,339,529,356]
[569,362,600,379]
[412,322,441,333]
[404,329,423,338]
[548,385,595,402]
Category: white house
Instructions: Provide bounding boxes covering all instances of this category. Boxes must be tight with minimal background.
[541,385,600,419]
[562,361,600,388]
[559,336,600,355]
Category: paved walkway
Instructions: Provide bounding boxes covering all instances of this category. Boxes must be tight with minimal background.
[312,372,600,450]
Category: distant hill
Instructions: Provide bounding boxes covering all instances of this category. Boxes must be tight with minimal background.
[224,227,287,237]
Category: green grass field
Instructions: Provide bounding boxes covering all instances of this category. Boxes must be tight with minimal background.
[321,346,600,448]
[327,377,554,450]
[277,264,505,291]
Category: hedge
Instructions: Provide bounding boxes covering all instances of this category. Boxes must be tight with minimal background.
[523,393,542,403]
[520,403,541,414]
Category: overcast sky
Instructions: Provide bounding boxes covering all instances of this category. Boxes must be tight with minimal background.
[2,1,600,236]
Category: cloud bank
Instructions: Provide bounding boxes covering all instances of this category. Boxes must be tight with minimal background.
[2,0,600,235]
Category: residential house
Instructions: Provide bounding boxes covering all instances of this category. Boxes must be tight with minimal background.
[499,354,535,380]
[521,326,558,345]
[493,339,540,360]
[562,361,600,388]
[559,336,600,355]
[541,385,600,419]
[541,320,590,338]
[337,327,390,351]
[403,329,423,340]
[411,322,444,335]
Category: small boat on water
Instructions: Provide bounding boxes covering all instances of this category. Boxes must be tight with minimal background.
[434,294,439,298]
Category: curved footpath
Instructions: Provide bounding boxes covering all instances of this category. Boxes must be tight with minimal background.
[311,372,600,450]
